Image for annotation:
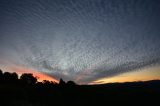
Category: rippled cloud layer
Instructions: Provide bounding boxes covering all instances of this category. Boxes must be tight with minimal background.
[0,0,160,83]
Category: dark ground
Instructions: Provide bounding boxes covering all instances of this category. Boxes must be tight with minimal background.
[0,70,160,106]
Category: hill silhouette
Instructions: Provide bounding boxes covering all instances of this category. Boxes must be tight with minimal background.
[0,69,159,106]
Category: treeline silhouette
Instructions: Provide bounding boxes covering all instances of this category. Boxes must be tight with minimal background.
[0,69,160,106]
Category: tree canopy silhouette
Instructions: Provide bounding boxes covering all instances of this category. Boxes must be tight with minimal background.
[20,73,37,85]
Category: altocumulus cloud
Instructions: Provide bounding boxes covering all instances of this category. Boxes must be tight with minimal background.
[0,0,160,83]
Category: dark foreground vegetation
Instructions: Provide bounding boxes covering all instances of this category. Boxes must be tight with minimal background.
[0,69,160,106]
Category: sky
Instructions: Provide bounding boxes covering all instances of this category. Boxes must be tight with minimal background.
[0,0,160,84]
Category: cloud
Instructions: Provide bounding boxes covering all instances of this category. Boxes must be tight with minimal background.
[0,0,160,83]
[78,57,160,83]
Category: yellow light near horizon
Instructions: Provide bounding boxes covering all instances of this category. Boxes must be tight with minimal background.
[91,65,160,84]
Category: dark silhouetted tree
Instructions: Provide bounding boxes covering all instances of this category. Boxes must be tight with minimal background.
[43,80,52,85]
[11,72,18,81]
[43,80,58,86]
[10,72,18,83]
[0,69,2,75]
[0,69,3,81]
[3,72,18,82]
[66,81,76,86]
[59,78,66,85]
[20,73,37,85]
[0,70,18,83]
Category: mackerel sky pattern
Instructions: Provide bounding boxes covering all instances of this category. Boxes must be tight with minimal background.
[0,0,160,83]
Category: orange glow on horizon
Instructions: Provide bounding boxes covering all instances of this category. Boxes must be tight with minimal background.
[91,65,160,84]
[1,61,160,84]
[4,65,58,83]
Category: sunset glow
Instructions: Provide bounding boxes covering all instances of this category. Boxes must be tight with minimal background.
[3,64,58,82]
[91,66,160,84]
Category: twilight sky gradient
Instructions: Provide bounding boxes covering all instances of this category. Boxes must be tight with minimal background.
[0,0,160,84]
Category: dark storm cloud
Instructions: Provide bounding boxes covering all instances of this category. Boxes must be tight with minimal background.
[0,0,160,83]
